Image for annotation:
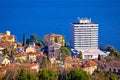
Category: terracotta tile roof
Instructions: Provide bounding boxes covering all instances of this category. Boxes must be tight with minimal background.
[0,41,10,47]
[64,56,80,63]
[18,46,24,48]
[27,52,42,55]
[2,35,14,39]
[21,63,39,68]
[91,59,98,63]
[1,64,20,71]
[72,63,82,68]
[91,59,106,64]
[83,60,97,67]
[14,53,26,57]
[4,54,9,58]
[0,72,5,77]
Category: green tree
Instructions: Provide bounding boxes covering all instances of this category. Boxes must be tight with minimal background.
[91,70,119,80]
[41,56,50,68]
[79,51,82,59]
[5,69,19,80]
[22,34,26,46]
[60,47,71,60]
[64,42,70,47]
[38,68,56,80]
[2,48,10,56]
[58,70,68,80]
[30,34,38,43]
[106,72,119,80]
[105,46,120,58]
[91,70,109,80]
[17,69,28,80]
[37,39,45,49]
[17,69,38,80]
[67,68,91,80]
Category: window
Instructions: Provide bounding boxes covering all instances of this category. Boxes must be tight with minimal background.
[113,69,116,73]
[109,68,111,71]
[118,69,120,74]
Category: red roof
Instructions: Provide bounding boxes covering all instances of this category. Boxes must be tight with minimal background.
[14,53,26,57]
[83,60,97,67]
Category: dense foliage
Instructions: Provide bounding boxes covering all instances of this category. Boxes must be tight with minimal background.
[1,68,93,80]
[105,46,120,58]
[60,47,71,60]
[91,70,119,80]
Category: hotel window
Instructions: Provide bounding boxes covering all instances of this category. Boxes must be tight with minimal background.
[113,69,116,73]
[109,68,111,71]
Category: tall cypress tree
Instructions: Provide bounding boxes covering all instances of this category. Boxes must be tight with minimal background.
[22,34,26,46]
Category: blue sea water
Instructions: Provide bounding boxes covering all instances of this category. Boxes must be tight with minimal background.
[0,0,120,50]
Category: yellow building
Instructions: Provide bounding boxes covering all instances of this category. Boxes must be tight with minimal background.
[0,31,15,43]
[25,46,36,53]
[0,56,10,65]
[44,33,65,46]
[14,53,27,62]
[83,60,97,74]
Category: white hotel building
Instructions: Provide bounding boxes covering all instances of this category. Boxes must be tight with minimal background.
[71,18,106,59]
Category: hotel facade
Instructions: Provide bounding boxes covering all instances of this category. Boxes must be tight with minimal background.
[71,18,98,51]
[71,18,106,59]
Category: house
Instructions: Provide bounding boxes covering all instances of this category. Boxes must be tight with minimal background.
[105,60,120,75]
[49,56,56,64]
[80,48,106,59]
[27,52,41,62]
[0,56,10,65]
[44,33,65,46]
[82,60,97,74]
[25,46,36,53]
[0,72,5,78]
[64,56,81,69]
[48,43,61,58]
[0,47,4,55]
[0,64,20,74]
[16,46,25,53]
[36,52,44,62]
[21,63,39,72]
[1,31,15,43]
[0,41,10,48]
[14,53,27,62]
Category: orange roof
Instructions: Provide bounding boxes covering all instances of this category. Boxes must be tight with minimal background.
[14,53,26,57]
[21,63,38,68]
[64,56,80,63]
[27,52,42,55]
[1,64,20,71]
[0,72,5,77]
[17,46,24,48]
[8,36,14,40]
[0,41,10,47]
[83,60,97,67]
[91,59,98,63]
[92,59,106,63]
[35,46,40,48]
[4,54,9,58]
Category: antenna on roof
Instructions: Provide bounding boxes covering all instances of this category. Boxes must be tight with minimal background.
[77,17,80,23]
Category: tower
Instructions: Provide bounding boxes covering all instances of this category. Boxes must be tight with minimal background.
[71,18,98,51]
